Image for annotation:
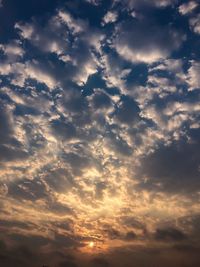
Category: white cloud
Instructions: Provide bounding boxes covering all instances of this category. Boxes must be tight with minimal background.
[58,10,86,34]
[187,60,200,90]
[101,53,131,92]
[190,14,200,34]
[15,20,67,56]
[0,40,24,62]
[179,1,198,15]
[149,59,186,86]
[114,21,185,64]
[73,59,97,85]
[102,11,118,26]
[116,45,166,64]
[154,0,177,7]
[85,0,101,6]
[25,61,58,89]
[15,22,34,39]
[150,59,183,73]
[0,61,58,89]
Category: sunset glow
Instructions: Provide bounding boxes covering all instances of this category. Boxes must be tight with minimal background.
[0,0,200,267]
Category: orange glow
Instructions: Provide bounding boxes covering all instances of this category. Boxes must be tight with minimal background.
[88,241,95,248]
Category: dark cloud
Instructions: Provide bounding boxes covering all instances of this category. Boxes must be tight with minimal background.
[0,144,28,162]
[44,168,75,193]
[120,216,146,230]
[8,178,47,201]
[59,260,78,267]
[91,90,112,110]
[0,219,33,230]
[51,119,77,141]
[62,152,91,175]
[0,102,28,162]
[9,233,50,248]
[95,182,107,199]
[136,135,200,195]
[107,131,133,156]
[91,257,110,267]
[154,227,187,242]
[47,200,74,216]
[103,226,121,240]
[124,231,137,241]
[0,103,13,144]
[114,96,140,124]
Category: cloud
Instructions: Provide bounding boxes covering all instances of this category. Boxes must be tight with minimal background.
[58,10,87,35]
[89,89,112,110]
[15,10,100,86]
[114,19,185,63]
[0,1,200,266]
[187,60,200,89]
[114,95,140,124]
[113,0,178,10]
[179,1,198,15]
[136,131,200,196]
[15,15,69,56]
[0,40,24,62]
[124,231,137,241]
[0,102,28,163]
[8,178,47,201]
[0,60,58,88]
[43,167,75,193]
[59,260,78,267]
[154,227,187,242]
[51,120,77,141]
[102,11,118,26]
[91,257,110,267]
[190,14,200,34]
[85,0,102,6]
[0,103,14,145]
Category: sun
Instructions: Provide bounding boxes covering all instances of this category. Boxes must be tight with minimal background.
[88,241,95,248]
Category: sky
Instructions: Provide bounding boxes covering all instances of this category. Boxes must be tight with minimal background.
[0,0,200,266]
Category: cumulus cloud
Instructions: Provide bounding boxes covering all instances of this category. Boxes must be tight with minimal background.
[0,40,24,62]
[179,1,198,15]
[187,60,200,89]
[58,10,86,34]
[114,19,185,63]
[154,227,187,242]
[189,14,200,34]
[0,1,200,266]
[102,11,118,26]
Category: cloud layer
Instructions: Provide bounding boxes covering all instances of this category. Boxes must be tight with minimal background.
[0,0,200,266]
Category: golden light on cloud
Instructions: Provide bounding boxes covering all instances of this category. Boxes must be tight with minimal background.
[88,241,95,248]
[1,1,200,266]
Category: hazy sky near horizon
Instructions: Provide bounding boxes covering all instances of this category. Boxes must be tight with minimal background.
[0,0,200,266]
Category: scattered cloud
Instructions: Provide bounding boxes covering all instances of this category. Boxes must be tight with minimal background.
[0,1,199,266]
[179,1,198,15]
[190,14,200,34]
[102,11,118,26]
[114,19,185,63]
